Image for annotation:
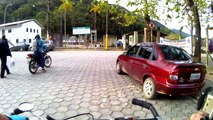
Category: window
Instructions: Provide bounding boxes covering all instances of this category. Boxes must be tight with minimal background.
[30,29,32,32]
[23,39,26,42]
[127,45,140,57]
[37,30,39,33]
[138,46,153,59]
[33,29,35,33]
[8,29,12,33]
[26,28,28,32]
[152,48,158,60]
[160,45,191,61]
[29,39,32,43]
[16,39,19,43]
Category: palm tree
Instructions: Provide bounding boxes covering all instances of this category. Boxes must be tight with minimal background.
[59,0,74,47]
[90,4,100,30]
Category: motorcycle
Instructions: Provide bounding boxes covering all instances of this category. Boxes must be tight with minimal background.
[27,52,52,74]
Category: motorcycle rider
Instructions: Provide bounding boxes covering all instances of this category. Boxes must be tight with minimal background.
[33,34,45,71]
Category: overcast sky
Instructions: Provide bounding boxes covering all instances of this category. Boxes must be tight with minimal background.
[107,0,213,38]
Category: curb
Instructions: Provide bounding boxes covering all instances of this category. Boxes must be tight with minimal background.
[54,47,125,51]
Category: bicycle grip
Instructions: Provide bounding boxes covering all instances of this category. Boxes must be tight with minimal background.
[132,98,152,109]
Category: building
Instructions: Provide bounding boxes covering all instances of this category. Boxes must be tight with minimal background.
[0,19,44,46]
[126,29,168,46]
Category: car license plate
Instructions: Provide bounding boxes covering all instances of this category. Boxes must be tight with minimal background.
[190,73,201,80]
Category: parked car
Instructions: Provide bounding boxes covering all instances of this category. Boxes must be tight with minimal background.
[10,42,30,51]
[43,40,55,51]
[116,42,206,99]
[29,39,55,51]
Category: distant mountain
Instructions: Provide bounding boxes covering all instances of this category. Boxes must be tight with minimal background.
[151,20,172,35]
[171,29,190,38]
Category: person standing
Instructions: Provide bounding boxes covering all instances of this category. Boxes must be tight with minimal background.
[0,35,12,78]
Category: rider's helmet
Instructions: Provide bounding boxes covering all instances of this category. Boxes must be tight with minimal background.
[35,34,40,40]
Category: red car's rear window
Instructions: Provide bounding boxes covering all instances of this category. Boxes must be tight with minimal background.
[160,45,192,61]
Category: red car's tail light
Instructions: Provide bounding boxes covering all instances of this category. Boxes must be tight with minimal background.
[169,69,179,83]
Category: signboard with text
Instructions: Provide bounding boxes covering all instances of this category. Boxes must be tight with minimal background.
[160,37,192,54]
[73,27,91,35]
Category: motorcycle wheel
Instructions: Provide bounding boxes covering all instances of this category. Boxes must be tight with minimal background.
[29,60,38,74]
[45,56,52,68]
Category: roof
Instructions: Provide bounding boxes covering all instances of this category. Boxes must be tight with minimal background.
[0,19,44,29]
[125,29,168,37]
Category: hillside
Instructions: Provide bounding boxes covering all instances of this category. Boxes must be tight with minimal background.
[171,29,190,37]
[151,20,171,35]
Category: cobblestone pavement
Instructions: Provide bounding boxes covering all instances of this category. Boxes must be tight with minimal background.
[0,51,208,120]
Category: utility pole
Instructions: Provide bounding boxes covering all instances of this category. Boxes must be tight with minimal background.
[4,4,12,24]
[47,0,50,40]
[104,0,108,50]
[206,25,209,66]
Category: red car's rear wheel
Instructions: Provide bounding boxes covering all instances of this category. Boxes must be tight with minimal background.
[116,61,123,74]
[143,77,157,99]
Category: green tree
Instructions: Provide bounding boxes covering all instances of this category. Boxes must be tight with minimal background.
[59,0,74,47]
[165,0,212,62]
[119,0,160,41]
[111,7,137,27]
[89,2,101,29]
[0,6,4,24]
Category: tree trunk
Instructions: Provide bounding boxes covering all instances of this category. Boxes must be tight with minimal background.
[193,6,201,62]
[94,13,96,30]
[64,11,67,48]
[144,0,151,42]
[187,0,201,62]
[60,14,63,47]
[145,14,151,42]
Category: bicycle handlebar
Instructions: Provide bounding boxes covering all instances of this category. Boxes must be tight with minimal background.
[132,98,160,118]
[115,98,162,120]
[11,98,161,120]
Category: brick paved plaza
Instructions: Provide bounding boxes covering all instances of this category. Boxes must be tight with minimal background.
[0,51,208,120]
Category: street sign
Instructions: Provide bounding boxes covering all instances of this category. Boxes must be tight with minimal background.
[149,22,155,29]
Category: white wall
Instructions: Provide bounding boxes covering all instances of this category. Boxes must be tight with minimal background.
[0,21,42,46]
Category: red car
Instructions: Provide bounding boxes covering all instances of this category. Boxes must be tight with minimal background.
[116,42,206,99]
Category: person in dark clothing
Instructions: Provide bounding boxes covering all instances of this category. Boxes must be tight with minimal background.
[34,34,45,71]
[0,35,12,78]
